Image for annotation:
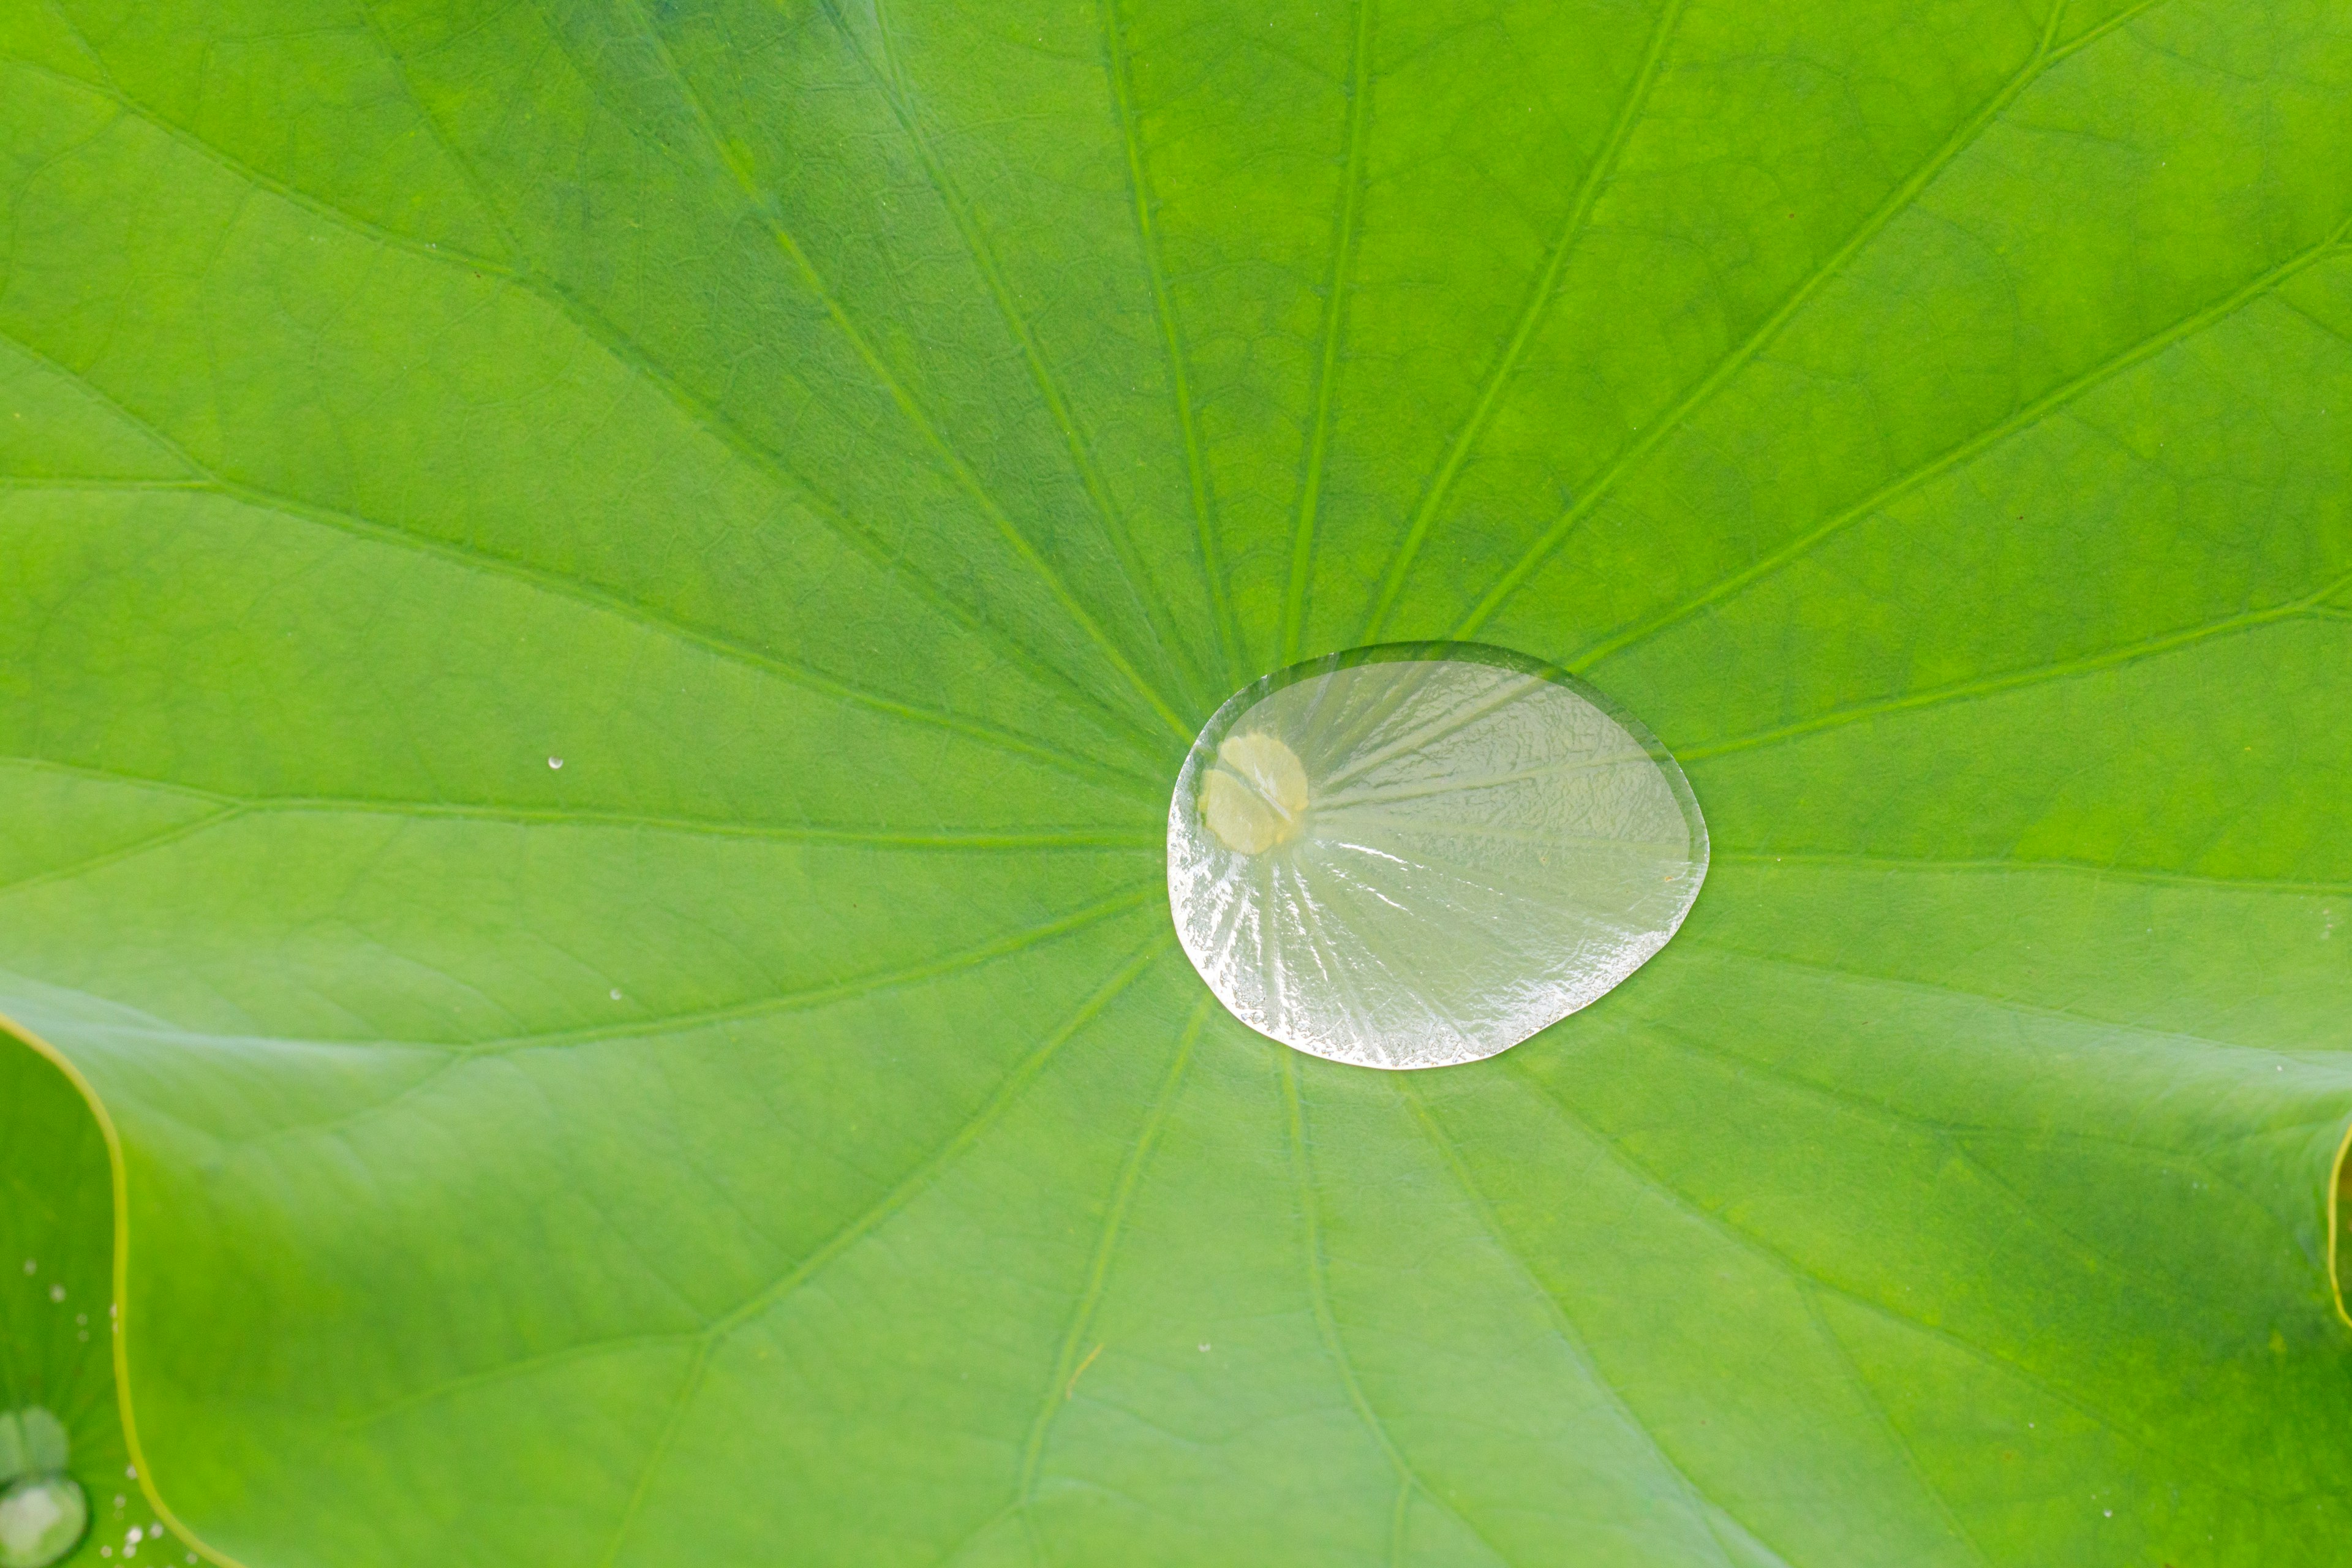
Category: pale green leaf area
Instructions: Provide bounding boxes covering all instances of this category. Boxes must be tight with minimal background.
[1,0,2349,1562]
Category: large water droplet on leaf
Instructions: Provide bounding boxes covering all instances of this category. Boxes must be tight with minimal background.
[1167,644,1708,1069]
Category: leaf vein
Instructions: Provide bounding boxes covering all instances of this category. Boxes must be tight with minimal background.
[1099,0,1243,687]
[1574,223,2352,671]
[1280,0,1378,664]
[1454,0,2174,636]
[1359,0,1689,643]
[1282,1054,1510,1568]
[608,0,1195,741]
[1011,993,1210,1540]
[1677,573,2352,764]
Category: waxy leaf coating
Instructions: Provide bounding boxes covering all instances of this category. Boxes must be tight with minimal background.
[2,0,2350,1564]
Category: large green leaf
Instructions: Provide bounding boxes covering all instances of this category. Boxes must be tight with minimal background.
[2,0,2349,1563]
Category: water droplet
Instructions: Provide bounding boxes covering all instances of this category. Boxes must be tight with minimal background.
[547,756,564,770]
[0,1406,72,1479]
[126,1528,141,1545]
[609,989,623,1001]
[45,1286,62,1304]
[0,1472,88,1567]
[1168,644,1707,1069]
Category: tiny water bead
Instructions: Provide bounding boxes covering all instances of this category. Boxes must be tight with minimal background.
[1167,644,1708,1069]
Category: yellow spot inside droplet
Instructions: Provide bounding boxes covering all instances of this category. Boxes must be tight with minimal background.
[1201,733,1309,854]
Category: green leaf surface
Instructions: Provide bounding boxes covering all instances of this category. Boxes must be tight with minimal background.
[2,0,2350,1563]
[1,1046,194,1566]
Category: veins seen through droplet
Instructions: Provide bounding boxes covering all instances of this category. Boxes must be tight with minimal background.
[1167,644,1708,1071]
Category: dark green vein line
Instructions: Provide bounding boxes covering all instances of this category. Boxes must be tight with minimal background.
[1675,938,2330,1062]
[353,16,1187,758]
[1357,0,1688,643]
[611,0,1194,743]
[225,474,1161,795]
[467,884,1163,1053]
[1502,1063,2296,1507]
[349,0,525,262]
[0,808,246,900]
[355,944,1176,1542]
[1797,1286,1996,1567]
[0,756,236,805]
[590,936,1168,1566]
[1282,1054,1411,1568]
[0,322,1159,796]
[0,761,1159,848]
[1099,0,1244,690]
[83,21,1166,761]
[0,56,508,274]
[27,50,1166,760]
[243,899,1165,1181]
[593,1343,709,1568]
[0,477,207,493]
[1012,993,1211,1533]
[32,0,114,87]
[1676,568,2352,764]
[840,0,1212,720]
[1572,222,2352,671]
[703,933,1172,1346]
[1630,1020,2196,1303]
[1713,849,2352,895]
[513,268,1175,763]
[254,801,1160,850]
[1281,0,1377,665]
[1401,1079,1763,1568]
[1281,1053,1509,1568]
[24,32,1173,756]
[335,1329,699,1436]
[1453,0,2169,638]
